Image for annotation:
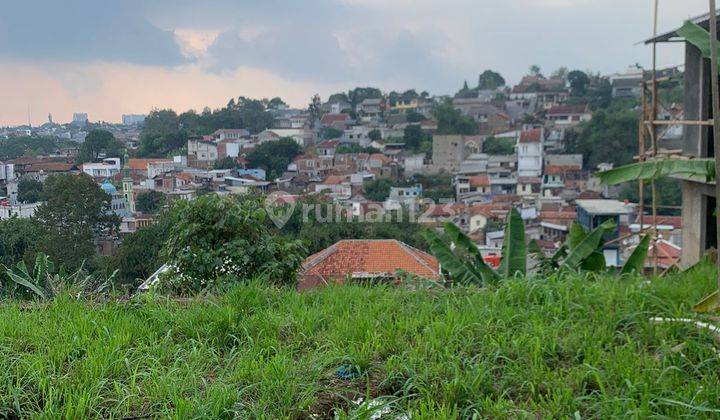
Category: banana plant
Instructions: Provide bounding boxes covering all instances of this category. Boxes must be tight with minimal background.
[598,159,715,186]
[2,253,113,300]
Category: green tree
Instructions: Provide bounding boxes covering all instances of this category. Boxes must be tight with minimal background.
[529,65,542,77]
[406,111,425,123]
[33,174,119,271]
[213,157,241,170]
[403,124,429,151]
[568,70,590,96]
[321,127,344,140]
[477,70,506,90]
[483,137,515,155]
[0,218,43,267]
[246,138,303,180]
[76,130,124,164]
[17,179,44,203]
[308,94,322,122]
[368,129,382,141]
[161,195,305,294]
[135,191,166,214]
[111,213,174,286]
[363,179,393,201]
[565,108,638,168]
[433,101,478,135]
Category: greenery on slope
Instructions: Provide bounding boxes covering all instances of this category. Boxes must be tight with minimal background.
[0,266,718,418]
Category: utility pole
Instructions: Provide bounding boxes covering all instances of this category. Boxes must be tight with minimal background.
[709,0,720,289]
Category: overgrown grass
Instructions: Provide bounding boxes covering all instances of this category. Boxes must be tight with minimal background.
[1,266,719,418]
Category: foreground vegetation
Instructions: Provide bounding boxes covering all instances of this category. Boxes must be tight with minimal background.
[1,265,719,418]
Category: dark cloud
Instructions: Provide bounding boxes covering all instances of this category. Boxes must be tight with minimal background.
[0,0,189,66]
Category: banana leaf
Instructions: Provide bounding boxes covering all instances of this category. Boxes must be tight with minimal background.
[423,229,485,285]
[498,208,527,278]
[563,220,616,270]
[442,222,499,283]
[3,263,47,300]
[694,290,720,313]
[620,235,652,276]
[677,21,720,72]
[581,251,607,272]
[598,159,714,186]
[567,222,588,250]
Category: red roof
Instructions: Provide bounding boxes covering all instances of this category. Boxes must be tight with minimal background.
[320,113,350,125]
[545,165,582,175]
[643,240,681,269]
[469,175,490,187]
[548,104,588,115]
[322,175,348,185]
[300,240,440,288]
[316,140,340,148]
[519,128,542,143]
[428,203,467,218]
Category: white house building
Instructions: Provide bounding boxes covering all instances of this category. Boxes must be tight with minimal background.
[517,128,543,178]
[82,158,122,178]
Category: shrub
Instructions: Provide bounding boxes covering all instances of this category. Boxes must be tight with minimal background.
[160,195,305,294]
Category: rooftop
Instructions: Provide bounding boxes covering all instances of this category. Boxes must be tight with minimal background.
[576,199,633,215]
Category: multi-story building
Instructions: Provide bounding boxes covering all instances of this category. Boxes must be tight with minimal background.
[517,128,543,178]
[82,158,122,178]
[432,135,468,173]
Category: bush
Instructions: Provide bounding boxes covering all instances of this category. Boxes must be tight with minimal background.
[160,195,305,294]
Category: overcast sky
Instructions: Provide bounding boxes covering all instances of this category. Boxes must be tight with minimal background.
[0,0,713,125]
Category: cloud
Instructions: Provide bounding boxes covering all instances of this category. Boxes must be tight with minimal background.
[0,0,189,66]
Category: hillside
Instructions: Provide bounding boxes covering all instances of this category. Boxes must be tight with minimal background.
[1,266,719,418]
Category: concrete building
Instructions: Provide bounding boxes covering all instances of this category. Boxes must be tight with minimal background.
[122,114,146,125]
[82,158,121,178]
[576,199,634,267]
[187,137,219,169]
[647,11,719,266]
[517,128,543,178]
[432,135,468,173]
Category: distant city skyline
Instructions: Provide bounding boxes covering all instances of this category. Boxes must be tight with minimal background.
[0,0,714,126]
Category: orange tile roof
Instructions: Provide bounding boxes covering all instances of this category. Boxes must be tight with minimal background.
[469,175,490,187]
[301,240,440,283]
[519,128,542,143]
[322,175,348,185]
[545,165,582,175]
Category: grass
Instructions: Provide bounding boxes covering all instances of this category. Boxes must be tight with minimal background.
[1,266,720,418]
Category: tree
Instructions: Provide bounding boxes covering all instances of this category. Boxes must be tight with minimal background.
[33,174,119,271]
[246,138,303,180]
[529,65,543,77]
[567,70,590,96]
[433,102,479,135]
[406,111,425,123]
[213,157,241,170]
[368,129,382,142]
[111,211,175,286]
[483,137,515,155]
[0,218,43,268]
[348,87,382,108]
[17,179,44,203]
[551,67,569,80]
[308,94,322,122]
[268,97,287,109]
[321,127,344,140]
[135,191,166,214]
[363,179,393,202]
[161,195,305,294]
[565,108,638,168]
[403,124,429,151]
[477,70,506,90]
[76,130,123,164]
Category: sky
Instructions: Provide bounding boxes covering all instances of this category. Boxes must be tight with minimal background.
[0,0,714,126]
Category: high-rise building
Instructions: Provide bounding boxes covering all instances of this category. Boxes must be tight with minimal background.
[72,112,88,125]
[122,114,146,125]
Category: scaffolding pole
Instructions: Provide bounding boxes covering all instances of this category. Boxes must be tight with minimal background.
[709,0,720,290]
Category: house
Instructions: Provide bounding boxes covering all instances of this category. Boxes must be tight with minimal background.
[0,202,40,220]
[320,113,352,130]
[187,137,218,169]
[316,140,339,157]
[547,105,591,126]
[298,239,440,290]
[455,174,491,201]
[356,98,384,121]
[82,158,122,178]
[645,11,720,267]
[517,128,543,178]
[212,129,250,141]
[517,177,541,196]
[258,129,315,147]
[609,66,644,98]
[576,199,634,267]
[315,175,352,200]
[432,135,470,173]
[386,184,423,211]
